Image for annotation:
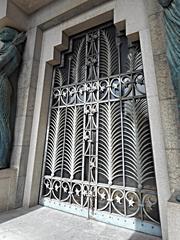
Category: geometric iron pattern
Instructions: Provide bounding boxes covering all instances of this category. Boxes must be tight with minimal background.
[40,23,160,235]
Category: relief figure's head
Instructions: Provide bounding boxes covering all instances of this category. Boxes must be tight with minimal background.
[158,0,173,7]
[0,27,18,43]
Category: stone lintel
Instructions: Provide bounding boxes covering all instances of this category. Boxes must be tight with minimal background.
[0,0,28,31]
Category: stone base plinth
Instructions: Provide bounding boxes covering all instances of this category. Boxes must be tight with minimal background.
[0,168,17,212]
[168,192,180,240]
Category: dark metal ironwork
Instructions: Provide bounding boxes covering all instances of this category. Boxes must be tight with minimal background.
[40,23,161,236]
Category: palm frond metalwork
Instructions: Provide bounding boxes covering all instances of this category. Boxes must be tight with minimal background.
[98,102,122,184]
[54,67,67,87]
[100,29,118,77]
[70,38,86,83]
[45,108,65,176]
[126,47,143,72]
[63,107,84,179]
[123,99,155,188]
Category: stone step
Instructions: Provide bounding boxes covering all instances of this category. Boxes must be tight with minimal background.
[0,206,161,240]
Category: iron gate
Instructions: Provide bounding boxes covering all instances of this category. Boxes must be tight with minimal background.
[40,23,161,236]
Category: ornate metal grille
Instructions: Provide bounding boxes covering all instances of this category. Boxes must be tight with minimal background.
[40,23,161,236]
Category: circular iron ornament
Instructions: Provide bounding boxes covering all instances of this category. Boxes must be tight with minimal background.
[121,75,132,97]
[110,78,121,98]
[134,73,146,95]
[111,189,125,216]
[67,86,76,104]
[97,187,109,211]
[52,180,61,200]
[43,178,52,197]
[125,191,140,217]
[77,84,85,103]
[142,194,160,224]
[99,80,108,100]
[52,89,61,107]
[61,181,71,202]
[72,183,82,206]
[60,88,68,105]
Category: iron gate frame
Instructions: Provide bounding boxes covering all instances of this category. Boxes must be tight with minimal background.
[39,22,161,237]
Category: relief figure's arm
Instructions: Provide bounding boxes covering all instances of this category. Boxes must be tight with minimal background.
[0,45,17,70]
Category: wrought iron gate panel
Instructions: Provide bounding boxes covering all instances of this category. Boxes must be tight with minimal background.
[40,23,161,236]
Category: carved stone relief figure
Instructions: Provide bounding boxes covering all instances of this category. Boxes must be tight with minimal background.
[158,0,173,7]
[158,0,180,112]
[0,27,26,169]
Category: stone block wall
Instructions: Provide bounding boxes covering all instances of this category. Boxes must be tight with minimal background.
[145,0,180,192]
[167,192,180,240]
[0,169,17,212]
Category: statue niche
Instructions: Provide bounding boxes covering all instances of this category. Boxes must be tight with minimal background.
[0,27,26,169]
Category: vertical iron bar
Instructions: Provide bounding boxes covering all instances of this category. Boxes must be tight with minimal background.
[95,28,100,212]
[117,31,127,216]
[81,32,88,210]
[39,68,56,200]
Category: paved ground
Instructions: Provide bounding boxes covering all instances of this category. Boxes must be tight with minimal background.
[0,206,161,240]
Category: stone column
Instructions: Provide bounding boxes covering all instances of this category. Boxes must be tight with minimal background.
[145,1,180,239]
[145,0,180,193]
[11,27,43,207]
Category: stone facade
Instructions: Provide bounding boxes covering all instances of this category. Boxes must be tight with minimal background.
[0,169,17,212]
[0,0,179,239]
